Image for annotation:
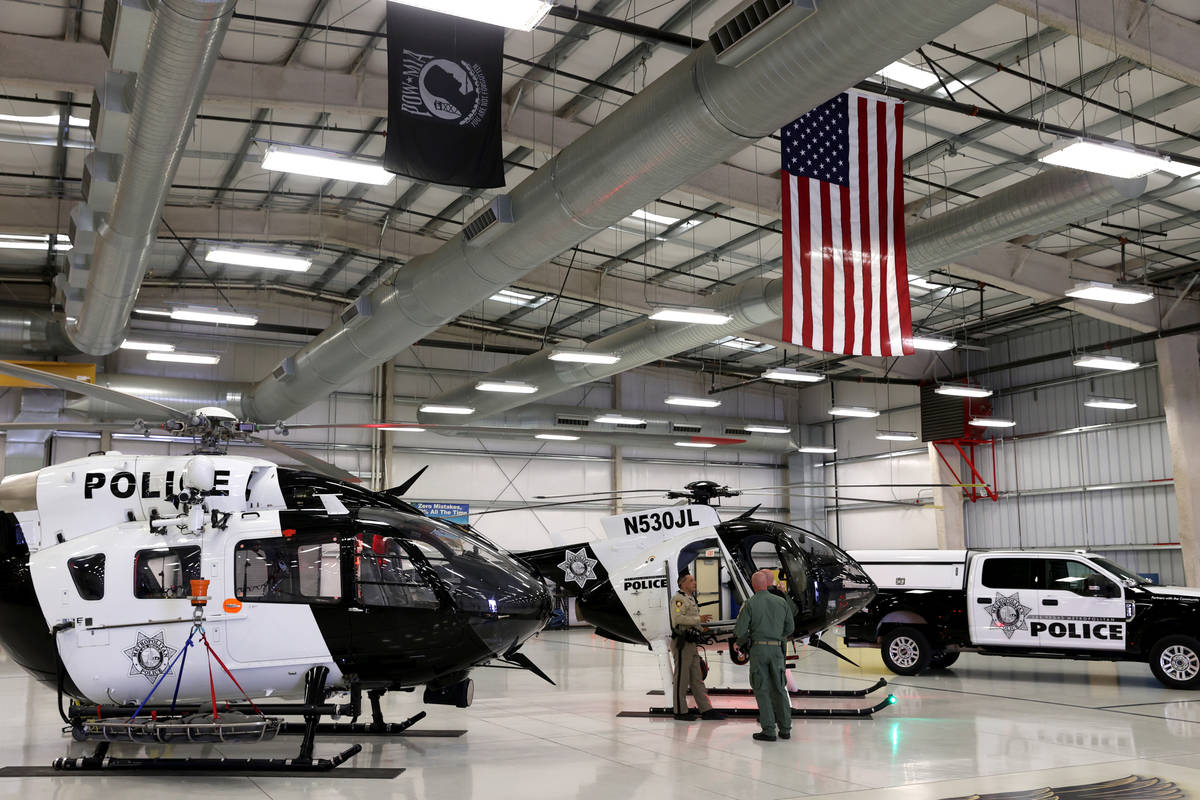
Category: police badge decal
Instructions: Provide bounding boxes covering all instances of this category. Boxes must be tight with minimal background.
[124,630,177,683]
[986,592,1032,639]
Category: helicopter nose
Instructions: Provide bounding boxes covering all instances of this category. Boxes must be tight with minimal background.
[460,567,553,656]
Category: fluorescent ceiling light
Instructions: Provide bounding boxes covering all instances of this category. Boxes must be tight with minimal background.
[649,307,733,325]
[205,248,312,273]
[535,433,580,441]
[548,350,621,365]
[146,351,220,365]
[910,336,957,351]
[420,404,474,415]
[935,384,992,398]
[1158,160,1200,178]
[1065,281,1153,305]
[0,233,71,251]
[120,340,175,352]
[595,414,645,425]
[0,113,89,127]
[665,395,721,408]
[1074,354,1140,372]
[381,426,426,432]
[908,273,941,291]
[261,144,395,186]
[876,430,919,442]
[829,406,880,418]
[475,380,538,394]
[385,0,551,30]
[714,335,773,353]
[1085,396,1138,410]
[675,441,717,449]
[170,308,258,326]
[798,445,837,454]
[631,209,678,226]
[763,367,825,383]
[1040,139,1192,179]
[875,61,939,89]
[744,425,790,434]
[489,288,550,308]
[969,417,1016,428]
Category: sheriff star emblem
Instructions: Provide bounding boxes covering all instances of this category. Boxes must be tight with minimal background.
[986,592,1032,639]
[557,548,598,588]
[124,630,177,683]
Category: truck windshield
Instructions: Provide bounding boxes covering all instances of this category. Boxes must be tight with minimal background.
[1091,556,1155,586]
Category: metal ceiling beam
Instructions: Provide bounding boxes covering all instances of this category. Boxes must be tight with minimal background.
[998,0,1200,87]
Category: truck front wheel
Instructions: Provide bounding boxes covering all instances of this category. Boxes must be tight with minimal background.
[881,627,932,676]
[1150,635,1200,689]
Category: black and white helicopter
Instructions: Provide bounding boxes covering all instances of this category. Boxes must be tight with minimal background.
[0,360,554,772]
[517,481,895,717]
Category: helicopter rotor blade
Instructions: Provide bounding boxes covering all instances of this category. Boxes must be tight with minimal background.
[0,421,145,432]
[739,481,986,491]
[0,361,188,420]
[249,436,363,484]
[532,489,674,500]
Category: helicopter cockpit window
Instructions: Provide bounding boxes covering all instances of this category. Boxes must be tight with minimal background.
[235,533,341,604]
[68,554,105,601]
[134,547,201,600]
[355,533,438,609]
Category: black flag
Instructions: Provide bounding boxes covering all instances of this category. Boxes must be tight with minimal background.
[384,5,505,189]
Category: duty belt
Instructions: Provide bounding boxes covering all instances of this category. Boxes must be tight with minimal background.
[753,640,783,646]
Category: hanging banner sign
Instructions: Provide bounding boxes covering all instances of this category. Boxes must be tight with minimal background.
[415,501,470,525]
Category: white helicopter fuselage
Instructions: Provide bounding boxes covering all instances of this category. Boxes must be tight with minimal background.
[16,453,343,705]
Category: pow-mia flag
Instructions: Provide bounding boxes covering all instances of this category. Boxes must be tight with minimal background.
[384,4,505,189]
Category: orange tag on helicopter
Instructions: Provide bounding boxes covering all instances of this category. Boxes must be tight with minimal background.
[223,598,243,614]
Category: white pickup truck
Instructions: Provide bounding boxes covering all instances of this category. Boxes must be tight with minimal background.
[842,549,1200,689]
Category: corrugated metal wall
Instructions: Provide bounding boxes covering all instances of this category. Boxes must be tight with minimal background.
[962,318,1181,583]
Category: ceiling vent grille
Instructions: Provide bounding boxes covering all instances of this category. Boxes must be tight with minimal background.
[709,0,816,66]
[671,424,703,434]
[920,384,963,442]
[724,426,751,436]
[555,416,591,427]
[616,422,647,429]
[463,195,513,246]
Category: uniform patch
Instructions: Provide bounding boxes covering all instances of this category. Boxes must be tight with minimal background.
[675,599,683,609]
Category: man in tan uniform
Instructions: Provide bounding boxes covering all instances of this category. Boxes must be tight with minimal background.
[670,573,726,721]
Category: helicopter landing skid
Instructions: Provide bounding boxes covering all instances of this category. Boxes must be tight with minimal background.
[52,740,364,774]
[645,677,889,698]
[618,693,897,719]
[279,689,464,738]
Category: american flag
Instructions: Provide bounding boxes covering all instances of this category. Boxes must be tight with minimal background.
[781,92,913,356]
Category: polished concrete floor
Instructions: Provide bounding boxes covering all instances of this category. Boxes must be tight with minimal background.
[3,628,1200,797]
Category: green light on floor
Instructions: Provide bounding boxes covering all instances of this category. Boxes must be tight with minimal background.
[887,694,898,704]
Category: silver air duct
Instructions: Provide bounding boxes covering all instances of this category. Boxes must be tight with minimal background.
[418,167,1146,422]
[67,0,238,356]
[243,0,993,424]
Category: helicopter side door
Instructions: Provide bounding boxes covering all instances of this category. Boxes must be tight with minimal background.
[224,511,345,692]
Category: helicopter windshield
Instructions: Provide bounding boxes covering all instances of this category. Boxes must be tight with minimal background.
[772,522,875,628]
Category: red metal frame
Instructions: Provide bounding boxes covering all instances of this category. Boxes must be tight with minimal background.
[932,438,999,502]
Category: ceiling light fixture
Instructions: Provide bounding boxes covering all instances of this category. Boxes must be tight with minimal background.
[762,367,825,383]
[548,349,621,365]
[935,384,992,398]
[489,288,550,307]
[875,61,939,89]
[170,308,258,326]
[146,351,220,365]
[968,417,1016,428]
[675,441,717,449]
[649,307,733,325]
[829,406,880,418]
[908,273,942,291]
[0,112,89,127]
[1073,354,1140,372]
[0,233,71,252]
[798,445,838,454]
[384,0,552,30]
[744,425,790,434]
[205,248,312,273]
[664,395,721,408]
[475,380,538,394]
[134,308,173,317]
[875,430,920,442]
[380,426,426,432]
[120,340,175,352]
[420,404,474,415]
[1084,396,1138,410]
[1065,281,1154,305]
[1040,139,1198,179]
[535,433,580,441]
[261,144,396,186]
[909,336,957,351]
[595,414,645,425]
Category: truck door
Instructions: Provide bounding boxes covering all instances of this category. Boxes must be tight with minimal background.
[1034,557,1126,651]
[968,555,1041,647]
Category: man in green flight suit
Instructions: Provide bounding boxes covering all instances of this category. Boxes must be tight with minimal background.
[734,569,795,741]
